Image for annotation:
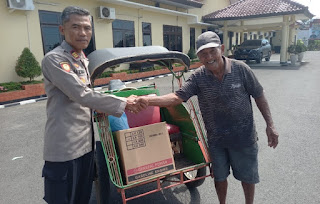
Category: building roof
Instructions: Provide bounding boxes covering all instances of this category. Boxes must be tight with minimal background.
[202,0,314,22]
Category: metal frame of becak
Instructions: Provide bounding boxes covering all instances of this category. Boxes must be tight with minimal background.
[88,46,213,203]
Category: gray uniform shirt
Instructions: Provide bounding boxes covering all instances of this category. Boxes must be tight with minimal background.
[176,56,263,148]
[42,41,126,162]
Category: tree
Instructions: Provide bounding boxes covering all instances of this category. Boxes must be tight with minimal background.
[15,47,42,81]
[187,47,197,60]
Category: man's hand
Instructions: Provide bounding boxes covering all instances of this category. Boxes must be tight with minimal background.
[125,95,148,113]
[266,126,279,148]
[133,93,183,107]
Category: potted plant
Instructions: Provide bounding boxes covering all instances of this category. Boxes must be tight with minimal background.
[295,40,307,62]
[287,45,297,65]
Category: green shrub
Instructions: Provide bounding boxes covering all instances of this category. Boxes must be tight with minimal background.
[99,71,113,78]
[0,80,43,93]
[21,80,43,85]
[308,40,320,51]
[15,48,42,81]
[125,69,140,74]
[187,47,197,59]
[154,65,165,70]
[288,45,297,54]
[0,82,22,92]
[296,40,307,53]
[173,63,182,67]
[191,58,200,63]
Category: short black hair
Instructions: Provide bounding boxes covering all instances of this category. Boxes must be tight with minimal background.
[61,6,91,25]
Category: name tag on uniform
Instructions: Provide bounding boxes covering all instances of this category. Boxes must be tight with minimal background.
[74,69,85,75]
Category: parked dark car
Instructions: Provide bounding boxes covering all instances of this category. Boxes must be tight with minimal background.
[234,39,272,63]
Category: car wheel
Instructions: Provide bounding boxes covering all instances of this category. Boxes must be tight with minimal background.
[265,51,271,61]
[183,167,207,188]
[256,53,262,63]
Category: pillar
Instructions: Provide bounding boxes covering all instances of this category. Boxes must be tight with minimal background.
[280,15,289,64]
[240,21,245,44]
[223,21,229,56]
[288,15,296,46]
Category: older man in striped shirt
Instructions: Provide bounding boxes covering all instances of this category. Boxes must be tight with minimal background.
[140,31,279,204]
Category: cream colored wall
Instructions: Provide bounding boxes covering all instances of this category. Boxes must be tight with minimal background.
[0,0,42,82]
[0,0,225,83]
[189,0,230,47]
[0,0,103,82]
[190,0,229,17]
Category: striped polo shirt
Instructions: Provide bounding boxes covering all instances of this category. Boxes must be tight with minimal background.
[175,56,263,148]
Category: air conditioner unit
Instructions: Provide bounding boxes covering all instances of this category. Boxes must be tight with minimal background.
[98,6,115,20]
[7,0,34,10]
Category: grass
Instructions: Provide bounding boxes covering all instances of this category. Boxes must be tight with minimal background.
[0,80,42,92]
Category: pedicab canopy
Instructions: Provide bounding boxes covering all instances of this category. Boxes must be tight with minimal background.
[87,46,190,82]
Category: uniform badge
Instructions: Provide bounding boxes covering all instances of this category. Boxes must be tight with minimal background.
[71,51,80,59]
[73,63,80,68]
[80,77,86,84]
[60,62,71,72]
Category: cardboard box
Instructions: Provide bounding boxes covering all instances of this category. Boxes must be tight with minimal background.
[114,122,175,184]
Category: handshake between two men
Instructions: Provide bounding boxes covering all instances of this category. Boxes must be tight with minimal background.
[125,95,149,114]
[125,93,183,114]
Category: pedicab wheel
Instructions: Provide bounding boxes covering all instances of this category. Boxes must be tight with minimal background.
[183,167,206,188]
[95,141,111,204]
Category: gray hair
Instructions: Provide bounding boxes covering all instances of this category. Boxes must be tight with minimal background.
[61,6,92,25]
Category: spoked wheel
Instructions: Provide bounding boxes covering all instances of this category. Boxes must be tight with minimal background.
[183,167,207,188]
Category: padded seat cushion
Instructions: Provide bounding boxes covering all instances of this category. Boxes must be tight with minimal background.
[166,123,180,135]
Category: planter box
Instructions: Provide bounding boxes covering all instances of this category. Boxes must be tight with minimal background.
[0,83,45,103]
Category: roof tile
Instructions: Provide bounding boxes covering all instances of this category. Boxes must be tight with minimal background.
[203,0,312,21]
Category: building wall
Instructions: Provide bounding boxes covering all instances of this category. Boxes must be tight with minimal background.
[190,0,229,17]
[1,0,105,82]
[0,0,227,83]
[297,29,310,46]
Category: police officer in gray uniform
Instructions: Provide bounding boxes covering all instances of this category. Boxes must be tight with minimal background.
[41,6,147,204]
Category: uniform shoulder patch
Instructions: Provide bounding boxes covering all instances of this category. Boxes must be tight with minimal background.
[71,51,80,59]
[60,62,71,72]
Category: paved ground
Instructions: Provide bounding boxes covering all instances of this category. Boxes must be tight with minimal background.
[1,51,320,204]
